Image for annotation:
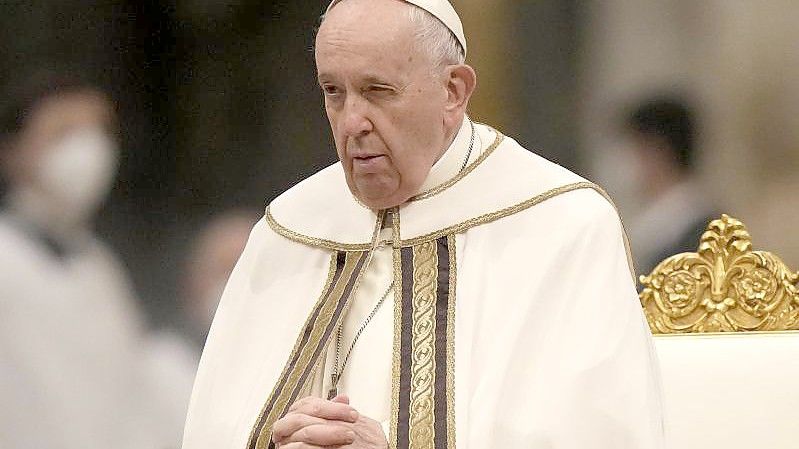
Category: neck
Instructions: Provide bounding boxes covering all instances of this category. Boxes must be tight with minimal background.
[6,186,90,243]
[435,117,464,164]
[416,115,473,194]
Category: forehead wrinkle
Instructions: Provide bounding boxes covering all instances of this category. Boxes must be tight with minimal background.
[318,0,417,50]
[317,25,369,58]
[326,0,414,25]
[316,20,423,83]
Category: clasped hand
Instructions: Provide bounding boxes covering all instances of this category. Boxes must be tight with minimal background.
[272,395,387,449]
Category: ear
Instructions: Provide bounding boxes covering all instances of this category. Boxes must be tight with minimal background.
[444,64,477,115]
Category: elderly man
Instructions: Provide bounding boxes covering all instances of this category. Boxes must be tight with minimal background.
[182,1,663,448]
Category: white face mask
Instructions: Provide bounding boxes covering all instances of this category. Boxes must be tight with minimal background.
[36,128,119,226]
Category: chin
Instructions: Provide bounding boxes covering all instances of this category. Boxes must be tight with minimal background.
[356,194,403,210]
[352,187,410,210]
[349,177,406,210]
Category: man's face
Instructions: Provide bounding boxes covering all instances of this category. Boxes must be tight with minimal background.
[315,0,451,209]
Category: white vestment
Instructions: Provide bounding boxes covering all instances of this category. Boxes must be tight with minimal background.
[0,206,185,449]
[183,119,664,449]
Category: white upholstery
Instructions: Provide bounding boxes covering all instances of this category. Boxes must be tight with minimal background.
[654,332,799,449]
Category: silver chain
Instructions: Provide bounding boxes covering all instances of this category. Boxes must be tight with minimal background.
[328,121,474,397]
[460,119,476,172]
[330,281,394,395]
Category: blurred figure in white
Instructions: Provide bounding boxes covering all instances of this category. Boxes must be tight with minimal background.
[0,72,178,449]
[621,96,718,277]
[144,210,259,443]
[181,210,259,347]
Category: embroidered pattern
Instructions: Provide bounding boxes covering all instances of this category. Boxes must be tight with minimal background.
[247,251,367,449]
[409,241,438,449]
[393,236,456,449]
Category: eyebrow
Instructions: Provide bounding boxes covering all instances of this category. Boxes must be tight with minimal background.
[316,72,397,86]
[363,75,393,85]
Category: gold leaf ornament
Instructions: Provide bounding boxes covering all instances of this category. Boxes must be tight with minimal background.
[640,215,799,333]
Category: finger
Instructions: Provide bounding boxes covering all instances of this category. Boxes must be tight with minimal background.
[272,413,326,443]
[288,396,358,422]
[331,394,350,405]
[281,423,355,447]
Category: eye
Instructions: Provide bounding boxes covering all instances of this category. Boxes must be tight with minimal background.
[321,84,342,97]
[365,84,396,98]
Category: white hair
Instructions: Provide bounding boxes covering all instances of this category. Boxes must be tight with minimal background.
[321,1,466,69]
[407,4,466,67]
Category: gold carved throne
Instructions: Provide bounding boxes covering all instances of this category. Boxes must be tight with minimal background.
[639,214,799,449]
[639,214,799,334]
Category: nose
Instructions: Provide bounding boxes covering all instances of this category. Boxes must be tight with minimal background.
[341,95,373,137]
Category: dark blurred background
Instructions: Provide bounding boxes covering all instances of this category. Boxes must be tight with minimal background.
[2,0,797,325]
[0,0,584,325]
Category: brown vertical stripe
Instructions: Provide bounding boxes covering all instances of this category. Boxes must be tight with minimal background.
[280,251,368,415]
[445,235,457,449]
[433,237,450,449]
[248,252,346,449]
[397,246,415,449]
[250,251,367,449]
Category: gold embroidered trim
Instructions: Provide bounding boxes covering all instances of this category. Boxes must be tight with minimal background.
[266,208,374,252]
[256,253,363,449]
[298,211,387,406]
[250,211,387,448]
[392,236,457,449]
[445,235,457,449]
[266,181,635,283]
[399,182,589,244]
[245,252,339,448]
[389,209,403,449]
[264,127,503,252]
[409,241,439,449]
[409,128,505,202]
[588,187,637,283]
[277,255,353,436]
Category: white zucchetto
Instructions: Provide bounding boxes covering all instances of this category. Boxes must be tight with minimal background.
[326,0,467,55]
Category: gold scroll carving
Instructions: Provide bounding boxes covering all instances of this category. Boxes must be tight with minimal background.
[640,215,799,334]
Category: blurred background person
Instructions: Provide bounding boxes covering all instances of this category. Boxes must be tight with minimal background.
[0,71,180,449]
[144,209,259,436]
[180,210,259,348]
[620,96,718,277]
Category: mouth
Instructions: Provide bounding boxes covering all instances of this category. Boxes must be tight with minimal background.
[352,154,386,168]
[354,155,382,161]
